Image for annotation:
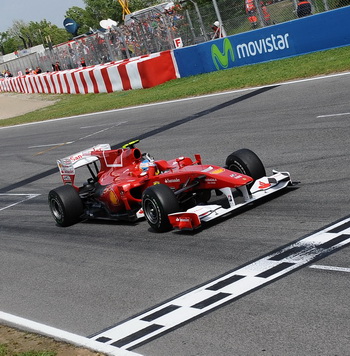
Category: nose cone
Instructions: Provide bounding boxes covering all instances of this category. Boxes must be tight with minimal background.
[206,167,253,188]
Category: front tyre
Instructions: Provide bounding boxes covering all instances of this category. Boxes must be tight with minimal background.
[225,148,266,181]
[48,185,84,227]
[142,184,180,232]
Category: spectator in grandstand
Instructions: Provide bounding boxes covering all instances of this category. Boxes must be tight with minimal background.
[35,67,42,74]
[245,0,258,28]
[260,2,271,25]
[25,68,30,75]
[53,61,61,71]
[80,58,87,67]
[297,0,312,17]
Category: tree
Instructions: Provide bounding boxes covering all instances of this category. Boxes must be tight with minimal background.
[26,20,70,46]
[127,0,163,12]
[1,36,23,54]
[65,6,91,35]
[8,20,32,49]
[1,20,70,54]
[0,32,8,54]
[65,0,170,33]
[66,0,122,33]
[84,0,120,26]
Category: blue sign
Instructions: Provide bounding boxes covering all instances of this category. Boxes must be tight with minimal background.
[173,6,350,78]
[63,18,79,35]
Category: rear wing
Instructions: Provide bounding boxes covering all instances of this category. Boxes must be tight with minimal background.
[57,144,111,185]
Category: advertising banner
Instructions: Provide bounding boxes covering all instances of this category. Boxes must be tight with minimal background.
[174,6,350,78]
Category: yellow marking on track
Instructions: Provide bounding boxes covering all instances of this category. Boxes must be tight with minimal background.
[34,142,70,156]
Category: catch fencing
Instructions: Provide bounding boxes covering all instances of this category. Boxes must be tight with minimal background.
[1,0,349,76]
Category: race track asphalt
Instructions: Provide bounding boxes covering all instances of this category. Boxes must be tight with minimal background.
[0,73,349,356]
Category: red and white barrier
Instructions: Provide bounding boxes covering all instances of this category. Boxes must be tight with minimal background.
[0,50,179,95]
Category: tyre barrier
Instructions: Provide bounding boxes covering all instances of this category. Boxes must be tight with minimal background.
[0,50,179,94]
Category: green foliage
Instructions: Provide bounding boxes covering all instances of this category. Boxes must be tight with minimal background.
[25,21,70,46]
[0,344,7,356]
[0,0,181,50]
[65,6,91,35]
[0,32,22,54]
[84,0,121,27]
[0,344,56,356]
[128,0,164,12]
[66,0,171,33]
[0,20,70,54]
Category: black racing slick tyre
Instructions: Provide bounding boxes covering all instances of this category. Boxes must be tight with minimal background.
[225,148,266,182]
[48,185,84,227]
[142,184,180,232]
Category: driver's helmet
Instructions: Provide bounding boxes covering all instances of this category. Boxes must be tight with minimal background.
[140,152,154,171]
[140,159,151,171]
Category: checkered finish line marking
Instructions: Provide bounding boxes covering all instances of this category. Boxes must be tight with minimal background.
[90,216,350,350]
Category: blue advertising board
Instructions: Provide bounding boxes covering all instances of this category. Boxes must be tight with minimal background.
[173,6,350,78]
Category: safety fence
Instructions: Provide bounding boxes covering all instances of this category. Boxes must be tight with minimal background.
[1,0,349,77]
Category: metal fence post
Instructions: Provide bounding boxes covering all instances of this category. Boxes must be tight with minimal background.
[185,9,197,43]
[211,0,227,37]
[191,0,209,41]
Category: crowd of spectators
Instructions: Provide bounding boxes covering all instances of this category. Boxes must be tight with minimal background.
[1,70,13,78]
[45,3,188,70]
[0,0,315,77]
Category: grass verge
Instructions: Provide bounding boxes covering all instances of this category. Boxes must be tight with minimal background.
[0,325,103,356]
[1,45,349,128]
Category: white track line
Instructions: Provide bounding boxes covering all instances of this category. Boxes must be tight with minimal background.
[317,112,350,118]
[310,264,350,273]
[0,194,40,212]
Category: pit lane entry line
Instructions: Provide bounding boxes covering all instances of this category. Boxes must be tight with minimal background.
[90,216,350,351]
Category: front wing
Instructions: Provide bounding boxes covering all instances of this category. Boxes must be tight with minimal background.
[168,171,293,230]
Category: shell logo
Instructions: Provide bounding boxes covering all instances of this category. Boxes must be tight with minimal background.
[211,168,225,174]
[109,190,120,206]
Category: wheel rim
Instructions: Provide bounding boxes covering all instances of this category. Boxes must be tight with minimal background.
[143,198,159,225]
[229,162,245,175]
[50,198,63,221]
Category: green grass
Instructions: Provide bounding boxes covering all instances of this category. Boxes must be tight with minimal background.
[0,345,55,356]
[1,45,350,128]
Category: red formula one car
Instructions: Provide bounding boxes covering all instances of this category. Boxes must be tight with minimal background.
[48,140,293,232]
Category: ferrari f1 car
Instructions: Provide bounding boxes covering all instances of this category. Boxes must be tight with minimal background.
[48,140,293,232]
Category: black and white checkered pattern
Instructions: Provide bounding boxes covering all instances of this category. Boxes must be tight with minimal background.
[90,217,350,350]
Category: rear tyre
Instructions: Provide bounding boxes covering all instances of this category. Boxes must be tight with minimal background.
[142,184,180,232]
[225,148,266,182]
[48,185,84,227]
